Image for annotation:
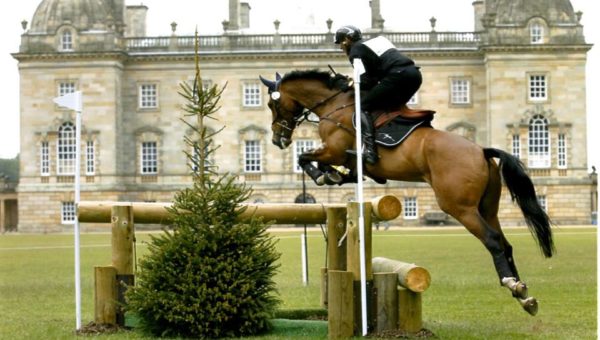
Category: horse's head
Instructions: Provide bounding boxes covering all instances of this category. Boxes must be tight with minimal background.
[259,73,304,149]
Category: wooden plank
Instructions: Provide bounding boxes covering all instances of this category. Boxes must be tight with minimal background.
[374,272,399,332]
[94,266,117,325]
[398,287,422,333]
[327,207,347,271]
[328,270,354,339]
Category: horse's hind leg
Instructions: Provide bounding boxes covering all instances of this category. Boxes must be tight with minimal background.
[453,210,538,315]
[479,173,538,315]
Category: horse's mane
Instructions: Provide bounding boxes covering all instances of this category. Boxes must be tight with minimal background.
[281,69,350,91]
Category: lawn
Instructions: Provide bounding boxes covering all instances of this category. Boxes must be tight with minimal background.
[0,226,596,339]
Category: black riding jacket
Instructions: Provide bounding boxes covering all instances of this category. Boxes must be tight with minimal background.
[347,36,415,90]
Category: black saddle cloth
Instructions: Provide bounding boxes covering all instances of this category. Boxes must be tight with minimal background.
[353,114,432,147]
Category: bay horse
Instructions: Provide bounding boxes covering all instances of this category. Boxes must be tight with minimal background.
[259,69,554,316]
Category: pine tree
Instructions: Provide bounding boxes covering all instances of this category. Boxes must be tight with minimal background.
[126,32,280,338]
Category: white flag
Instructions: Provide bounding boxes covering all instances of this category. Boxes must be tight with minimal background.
[53,91,82,112]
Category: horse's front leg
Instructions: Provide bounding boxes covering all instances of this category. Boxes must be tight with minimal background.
[298,143,350,186]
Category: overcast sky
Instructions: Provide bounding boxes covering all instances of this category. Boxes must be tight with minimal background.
[1,0,597,170]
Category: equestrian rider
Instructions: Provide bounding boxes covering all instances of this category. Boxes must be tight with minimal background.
[335,25,422,164]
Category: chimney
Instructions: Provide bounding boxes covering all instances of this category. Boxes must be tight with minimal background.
[240,3,251,29]
[370,0,384,30]
[472,0,485,32]
[228,0,240,31]
[125,5,148,37]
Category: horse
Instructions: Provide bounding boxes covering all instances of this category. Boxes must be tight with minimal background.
[259,69,554,316]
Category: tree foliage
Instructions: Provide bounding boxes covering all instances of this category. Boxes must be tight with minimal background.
[125,33,280,338]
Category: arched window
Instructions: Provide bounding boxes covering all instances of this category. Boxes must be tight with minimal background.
[528,115,550,168]
[530,23,543,44]
[61,29,73,51]
[57,122,76,174]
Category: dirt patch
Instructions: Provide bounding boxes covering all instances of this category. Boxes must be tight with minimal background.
[368,328,436,338]
[76,322,128,336]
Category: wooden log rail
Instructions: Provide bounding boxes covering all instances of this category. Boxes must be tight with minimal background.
[78,194,401,225]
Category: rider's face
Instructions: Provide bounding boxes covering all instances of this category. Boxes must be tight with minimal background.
[340,38,352,56]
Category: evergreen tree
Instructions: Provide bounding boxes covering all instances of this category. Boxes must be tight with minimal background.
[126,33,280,338]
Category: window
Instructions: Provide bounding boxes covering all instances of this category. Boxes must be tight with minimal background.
[557,134,567,169]
[86,140,95,175]
[403,197,418,219]
[450,79,470,104]
[530,23,543,44]
[528,75,547,101]
[57,122,76,175]
[243,82,261,107]
[61,30,73,51]
[537,195,547,212]
[59,82,76,97]
[244,140,262,172]
[61,201,76,224]
[41,142,50,176]
[293,140,316,173]
[528,115,550,168]
[512,134,521,159]
[141,141,158,174]
[139,84,158,109]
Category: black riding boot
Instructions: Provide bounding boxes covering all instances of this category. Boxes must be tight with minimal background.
[348,111,379,165]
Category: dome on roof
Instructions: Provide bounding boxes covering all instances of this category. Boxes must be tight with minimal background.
[486,0,578,25]
[29,0,117,34]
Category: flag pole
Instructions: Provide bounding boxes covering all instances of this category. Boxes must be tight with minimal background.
[352,59,368,336]
[53,91,83,330]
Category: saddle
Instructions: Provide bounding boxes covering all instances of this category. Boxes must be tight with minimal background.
[372,105,436,129]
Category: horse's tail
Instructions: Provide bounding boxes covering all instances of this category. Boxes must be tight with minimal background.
[483,148,555,258]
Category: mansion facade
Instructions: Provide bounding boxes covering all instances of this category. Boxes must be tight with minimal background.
[10,0,596,232]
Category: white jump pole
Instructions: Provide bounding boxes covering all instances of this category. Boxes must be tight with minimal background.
[352,59,368,336]
[53,91,83,330]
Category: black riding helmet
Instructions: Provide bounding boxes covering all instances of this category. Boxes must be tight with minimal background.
[334,25,362,44]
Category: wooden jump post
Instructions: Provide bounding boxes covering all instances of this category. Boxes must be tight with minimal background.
[324,201,432,338]
[78,194,402,327]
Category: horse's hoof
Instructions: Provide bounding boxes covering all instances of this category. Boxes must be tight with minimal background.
[519,297,538,316]
[315,176,326,186]
[324,172,343,185]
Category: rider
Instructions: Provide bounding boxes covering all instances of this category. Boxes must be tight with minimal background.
[335,25,422,164]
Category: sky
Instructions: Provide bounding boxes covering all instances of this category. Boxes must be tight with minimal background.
[0,0,597,170]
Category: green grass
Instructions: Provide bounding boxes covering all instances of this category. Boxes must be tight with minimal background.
[0,227,596,339]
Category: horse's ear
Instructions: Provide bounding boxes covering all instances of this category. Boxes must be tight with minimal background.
[259,75,276,92]
[276,72,282,81]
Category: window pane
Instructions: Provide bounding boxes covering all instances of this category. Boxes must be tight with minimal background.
[141,141,158,174]
[57,123,76,175]
[86,140,95,175]
[243,83,261,107]
[244,140,262,172]
[61,30,73,50]
[451,79,470,104]
[528,75,547,100]
[530,24,543,44]
[403,197,418,219]
[139,84,158,108]
[512,134,521,159]
[41,142,50,176]
[528,115,550,168]
[557,134,567,168]
[59,82,76,97]
[61,201,76,224]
